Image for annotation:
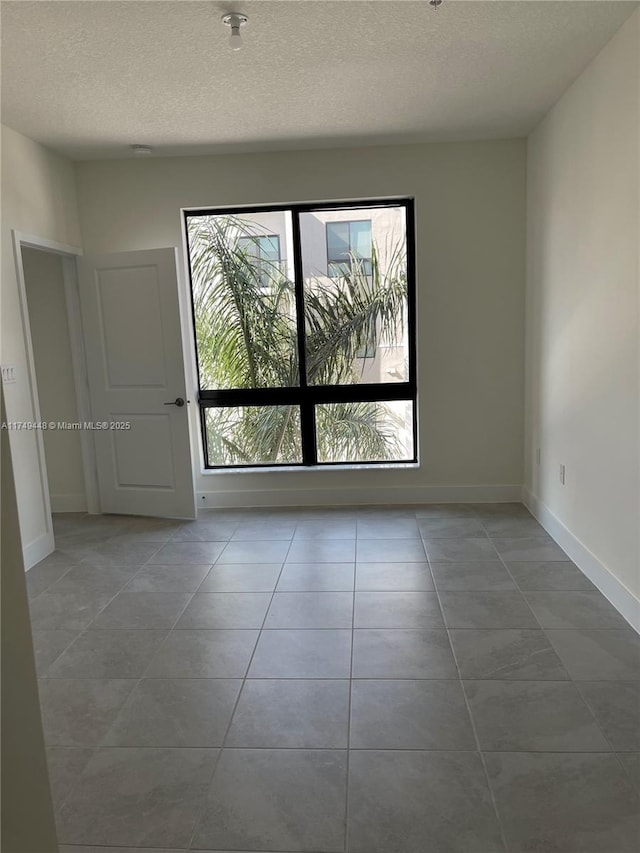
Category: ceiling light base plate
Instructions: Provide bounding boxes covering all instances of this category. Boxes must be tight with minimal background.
[222,14,248,27]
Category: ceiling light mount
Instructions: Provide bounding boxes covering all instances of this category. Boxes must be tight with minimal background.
[222,13,248,51]
[130,144,153,156]
[429,0,444,9]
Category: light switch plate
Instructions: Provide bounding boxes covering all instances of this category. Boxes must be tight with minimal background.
[1,365,16,385]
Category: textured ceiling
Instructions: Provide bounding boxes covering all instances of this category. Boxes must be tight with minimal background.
[1,0,637,160]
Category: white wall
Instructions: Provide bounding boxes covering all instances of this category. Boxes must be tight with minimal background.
[525,12,640,620]
[1,124,83,564]
[23,247,86,512]
[76,139,527,506]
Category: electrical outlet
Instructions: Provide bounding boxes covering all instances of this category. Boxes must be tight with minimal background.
[559,464,565,485]
[536,447,541,466]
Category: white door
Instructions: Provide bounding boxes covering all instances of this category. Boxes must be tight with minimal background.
[77,248,196,519]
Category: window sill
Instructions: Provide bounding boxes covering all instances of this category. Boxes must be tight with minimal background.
[201,462,420,475]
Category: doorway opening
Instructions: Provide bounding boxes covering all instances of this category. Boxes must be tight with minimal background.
[23,247,88,512]
[13,232,99,568]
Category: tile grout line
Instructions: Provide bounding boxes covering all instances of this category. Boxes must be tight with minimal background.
[45,505,639,853]
[184,523,297,851]
[343,555,357,853]
[47,523,237,828]
[40,521,174,821]
[427,546,512,853]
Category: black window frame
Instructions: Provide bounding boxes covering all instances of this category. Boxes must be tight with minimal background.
[184,197,418,470]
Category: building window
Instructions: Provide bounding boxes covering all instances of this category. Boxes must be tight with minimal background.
[237,234,282,288]
[326,220,372,277]
[184,199,417,469]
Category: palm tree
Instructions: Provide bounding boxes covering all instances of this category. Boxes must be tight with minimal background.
[187,214,407,465]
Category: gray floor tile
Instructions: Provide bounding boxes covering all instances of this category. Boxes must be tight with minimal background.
[26,561,73,598]
[192,748,347,852]
[175,592,271,629]
[414,503,479,518]
[59,848,185,853]
[47,629,167,678]
[465,680,611,752]
[32,629,79,675]
[485,752,640,853]
[46,746,93,809]
[34,506,640,853]
[352,629,457,679]
[439,591,539,629]
[148,541,227,564]
[55,531,120,552]
[170,520,238,541]
[293,519,356,539]
[28,590,115,631]
[117,516,185,541]
[52,564,141,593]
[357,518,420,539]
[30,548,84,569]
[232,521,296,540]
[430,561,516,591]
[619,753,640,793]
[91,592,192,629]
[265,591,353,629]
[471,503,532,520]
[104,678,242,746]
[109,530,179,547]
[126,563,211,592]
[76,541,162,568]
[277,562,355,591]
[417,518,487,539]
[492,537,570,562]
[423,537,499,563]
[56,747,216,848]
[38,678,134,746]
[59,847,185,853]
[226,679,349,748]
[505,560,596,591]
[249,629,352,678]
[348,750,505,853]
[449,629,570,680]
[354,591,444,629]
[351,680,475,750]
[218,539,291,564]
[356,538,426,563]
[481,517,548,538]
[200,563,283,592]
[287,539,356,563]
[355,562,433,591]
[546,629,640,680]
[145,630,258,678]
[577,682,640,751]
[524,590,628,629]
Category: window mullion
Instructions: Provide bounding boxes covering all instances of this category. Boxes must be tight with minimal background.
[291,209,316,465]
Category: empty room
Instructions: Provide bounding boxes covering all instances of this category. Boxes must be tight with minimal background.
[1,1,639,852]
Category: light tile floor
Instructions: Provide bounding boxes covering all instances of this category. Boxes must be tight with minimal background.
[26,503,640,853]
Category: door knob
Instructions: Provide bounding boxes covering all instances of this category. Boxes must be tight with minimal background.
[164,397,185,407]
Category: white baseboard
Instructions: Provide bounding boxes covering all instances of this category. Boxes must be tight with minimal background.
[522,488,640,634]
[23,530,55,570]
[197,484,523,509]
[50,493,87,513]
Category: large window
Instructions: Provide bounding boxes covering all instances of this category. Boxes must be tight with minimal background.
[184,199,417,469]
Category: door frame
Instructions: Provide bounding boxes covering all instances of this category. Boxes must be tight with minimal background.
[13,231,100,552]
